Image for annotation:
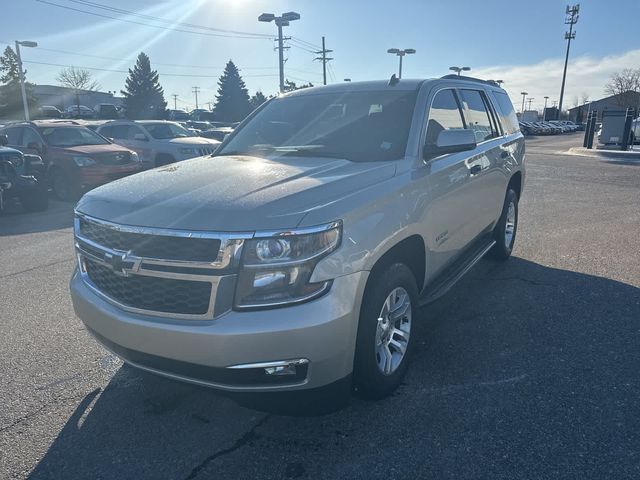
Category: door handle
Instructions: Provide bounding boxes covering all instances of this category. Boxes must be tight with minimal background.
[469,164,482,175]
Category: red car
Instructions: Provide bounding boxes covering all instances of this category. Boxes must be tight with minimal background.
[0,121,142,200]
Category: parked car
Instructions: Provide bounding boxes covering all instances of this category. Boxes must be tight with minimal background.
[64,105,95,119]
[93,103,119,120]
[167,109,190,121]
[36,105,63,119]
[199,126,234,142]
[190,109,211,120]
[70,76,525,408]
[96,120,220,168]
[0,136,48,212]
[186,120,213,133]
[0,121,142,201]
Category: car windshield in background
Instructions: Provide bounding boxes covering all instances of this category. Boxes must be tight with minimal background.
[218,90,418,162]
[142,122,192,139]
[39,126,110,147]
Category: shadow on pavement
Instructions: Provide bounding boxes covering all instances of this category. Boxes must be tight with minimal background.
[28,257,640,479]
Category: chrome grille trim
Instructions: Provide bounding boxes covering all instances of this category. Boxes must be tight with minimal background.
[73,212,253,320]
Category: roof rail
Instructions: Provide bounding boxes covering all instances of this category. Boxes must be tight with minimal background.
[440,74,501,87]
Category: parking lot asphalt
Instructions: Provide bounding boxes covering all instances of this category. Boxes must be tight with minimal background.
[1,132,639,479]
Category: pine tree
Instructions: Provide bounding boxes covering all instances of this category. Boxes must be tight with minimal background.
[121,52,167,119]
[249,91,267,110]
[0,46,37,119]
[213,60,251,122]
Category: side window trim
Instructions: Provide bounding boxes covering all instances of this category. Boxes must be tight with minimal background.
[481,91,503,137]
[22,127,45,146]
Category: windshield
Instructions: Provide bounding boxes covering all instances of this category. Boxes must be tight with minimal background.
[141,122,192,139]
[39,126,110,147]
[218,90,418,162]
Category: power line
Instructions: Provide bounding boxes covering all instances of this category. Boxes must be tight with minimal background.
[35,0,275,40]
[65,0,274,37]
[22,59,280,78]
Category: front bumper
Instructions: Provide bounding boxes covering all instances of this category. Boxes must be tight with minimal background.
[70,268,368,392]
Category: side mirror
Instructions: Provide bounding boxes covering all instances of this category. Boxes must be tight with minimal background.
[133,133,148,141]
[423,129,477,160]
[0,134,7,146]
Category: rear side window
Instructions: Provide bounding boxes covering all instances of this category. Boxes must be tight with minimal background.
[425,89,465,146]
[110,125,130,139]
[491,91,520,135]
[459,89,497,143]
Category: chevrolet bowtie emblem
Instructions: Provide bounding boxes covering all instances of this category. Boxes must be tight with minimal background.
[104,251,140,277]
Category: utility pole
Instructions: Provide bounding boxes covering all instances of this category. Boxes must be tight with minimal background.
[520,91,528,114]
[314,36,333,86]
[558,4,580,119]
[192,86,200,110]
[172,94,178,110]
[527,97,535,111]
[543,96,549,121]
[259,12,300,93]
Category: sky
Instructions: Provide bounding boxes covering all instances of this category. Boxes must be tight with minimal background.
[4,0,640,112]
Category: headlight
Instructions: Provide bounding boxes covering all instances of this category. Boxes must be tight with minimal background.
[235,221,342,309]
[178,147,196,155]
[130,151,140,162]
[73,156,96,167]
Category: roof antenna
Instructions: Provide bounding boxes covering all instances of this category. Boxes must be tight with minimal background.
[388,74,399,86]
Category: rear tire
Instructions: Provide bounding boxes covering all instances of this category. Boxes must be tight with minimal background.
[353,263,418,400]
[489,188,518,260]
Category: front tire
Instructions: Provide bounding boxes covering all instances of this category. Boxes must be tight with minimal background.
[353,263,418,399]
[489,188,518,260]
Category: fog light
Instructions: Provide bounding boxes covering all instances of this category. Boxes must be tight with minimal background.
[265,364,297,376]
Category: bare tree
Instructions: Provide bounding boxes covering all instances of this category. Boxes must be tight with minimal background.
[57,67,100,110]
[572,96,580,108]
[581,92,590,105]
[604,68,640,109]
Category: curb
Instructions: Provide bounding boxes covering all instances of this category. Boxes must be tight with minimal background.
[565,147,640,161]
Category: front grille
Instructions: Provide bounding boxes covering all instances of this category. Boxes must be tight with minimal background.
[85,258,212,315]
[94,151,132,165]
[79,217,220,262]
[198,147,215,156]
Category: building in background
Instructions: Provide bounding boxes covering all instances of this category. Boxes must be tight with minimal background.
[32,85,123,110]
[568,90,640,123]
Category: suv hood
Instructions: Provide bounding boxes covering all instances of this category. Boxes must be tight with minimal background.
[62,144,131,155]
[76,154,396,231]
[166,137,219,146]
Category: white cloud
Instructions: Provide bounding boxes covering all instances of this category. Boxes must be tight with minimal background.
[473,49,640,111]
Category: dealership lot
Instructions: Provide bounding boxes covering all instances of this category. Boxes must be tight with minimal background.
[1,133,639,479]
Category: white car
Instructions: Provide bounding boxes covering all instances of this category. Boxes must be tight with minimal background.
[97,120,220,168]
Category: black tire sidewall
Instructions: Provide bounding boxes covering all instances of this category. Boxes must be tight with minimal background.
[353,263,419,399]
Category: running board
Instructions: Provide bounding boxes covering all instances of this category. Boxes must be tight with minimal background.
[419,236,496,306]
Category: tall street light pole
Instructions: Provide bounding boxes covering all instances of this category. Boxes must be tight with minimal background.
[558,4,580,119]
[449,66,471,76]
[527,97,535,111]
[543,96,549,120]
[259,11,300,93]
[15,40,38,121]
[387,48,416,79]
[520,91,528,114]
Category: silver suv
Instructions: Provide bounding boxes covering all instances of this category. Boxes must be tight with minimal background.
[70,76,524,402]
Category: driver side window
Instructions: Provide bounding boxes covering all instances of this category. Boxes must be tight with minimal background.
[425,89,466,147]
